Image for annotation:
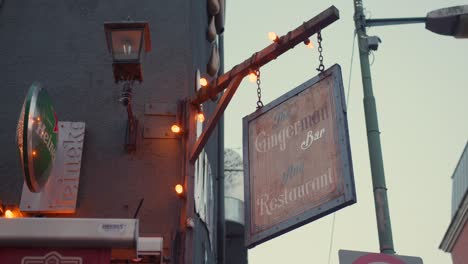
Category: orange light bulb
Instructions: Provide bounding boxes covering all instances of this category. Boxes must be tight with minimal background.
[175,184,184,195]
[248,72,257,83]
[171,124,181,133]
[200,78,208,87]
[268,32,279,42]
[304,39,314,49]
[196,112,205,122]
[4,210,14,218]
[32,150,37,157]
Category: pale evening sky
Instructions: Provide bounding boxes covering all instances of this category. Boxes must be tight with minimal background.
[223,1,467,263]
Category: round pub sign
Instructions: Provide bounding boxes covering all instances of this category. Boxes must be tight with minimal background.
[16,83,58,192]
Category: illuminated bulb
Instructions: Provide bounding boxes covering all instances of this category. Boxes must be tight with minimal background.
[196,112,205,123]
[4,210,14,218]
[248,72,257,83]
[171,124,181,133]
[200,78,208,87]
[268,32,279,42]
[32,150,37,157]
[175,184,184,195]
[36,116,41,122]
[123,43,132,55]
[304,39,314,49]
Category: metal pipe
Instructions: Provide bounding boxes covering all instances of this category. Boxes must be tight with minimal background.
[133,198,144,218]
[127,103,135,130]
[366,17,426,27]
[217,32,226,264]
[353,0,395,254]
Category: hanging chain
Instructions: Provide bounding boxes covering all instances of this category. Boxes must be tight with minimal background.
[316,31,325,72]
[255,69,263,109]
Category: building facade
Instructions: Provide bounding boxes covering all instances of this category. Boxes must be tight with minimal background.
[224,149,247,264]
[0,1,227,263]
[440,142,468,264]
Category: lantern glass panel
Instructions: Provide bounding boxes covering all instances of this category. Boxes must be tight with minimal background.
[111,29,143,62]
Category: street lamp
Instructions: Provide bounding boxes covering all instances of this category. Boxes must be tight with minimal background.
[427,5,468,38]
[353,2,467,255]
[365,5,468,38]
[104,20,151,152]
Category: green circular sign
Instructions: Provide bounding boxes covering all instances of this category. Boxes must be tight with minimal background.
[16,83,58,192]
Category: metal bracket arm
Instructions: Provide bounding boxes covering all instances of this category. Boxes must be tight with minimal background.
[366,17,426,27]
[191,5,340,105]
[189,75,244,163]
[188,5,340,163]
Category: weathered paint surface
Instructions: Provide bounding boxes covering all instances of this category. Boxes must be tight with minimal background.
[248,75,342,232]
[451,222,468,264]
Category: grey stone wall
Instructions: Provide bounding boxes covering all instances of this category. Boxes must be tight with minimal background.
[0,1,219,262]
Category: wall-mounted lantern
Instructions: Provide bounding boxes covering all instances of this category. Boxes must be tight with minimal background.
[104,20,151,82]
[104,20,151,152]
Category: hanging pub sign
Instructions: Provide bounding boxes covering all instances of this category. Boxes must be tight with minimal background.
[17,82,58,193]
[243,64,356,248]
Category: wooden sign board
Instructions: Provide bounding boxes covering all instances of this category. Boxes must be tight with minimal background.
[243,64,356,248]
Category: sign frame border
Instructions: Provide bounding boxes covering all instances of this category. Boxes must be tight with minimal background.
[19,83,58,192]
[242,64,356,248]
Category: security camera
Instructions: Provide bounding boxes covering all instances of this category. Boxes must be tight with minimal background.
[366,36,382,51]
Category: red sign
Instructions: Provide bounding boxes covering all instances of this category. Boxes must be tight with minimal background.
[0,248,111,264]
[339,250,423,264]
[243,65,355,247]
[353,253,405,264]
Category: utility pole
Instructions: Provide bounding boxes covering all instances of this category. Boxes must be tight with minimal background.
[353,0,395,254]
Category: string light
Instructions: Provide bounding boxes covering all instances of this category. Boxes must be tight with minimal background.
[196,112,205,123]
[304,38,314,48]
[32,150,37,157]
[196,104,205,123]
[200,78,208,87]
[248,72,257,83]
[4,210,14,218]
[171,124,181,134]
[175,184,184,195]
[268,32,279,42]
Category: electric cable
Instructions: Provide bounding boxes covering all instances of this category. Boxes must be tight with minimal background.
[346,31,357,110]
[327,213,337,264]
[327,31,357,264]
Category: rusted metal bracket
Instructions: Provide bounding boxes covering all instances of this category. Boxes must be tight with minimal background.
[125,103,137,152]
[189,6,340,163]
[191,6,339,105]
[190,75,243,163]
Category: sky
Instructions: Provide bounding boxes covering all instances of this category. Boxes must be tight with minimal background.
[223,1,467,263]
